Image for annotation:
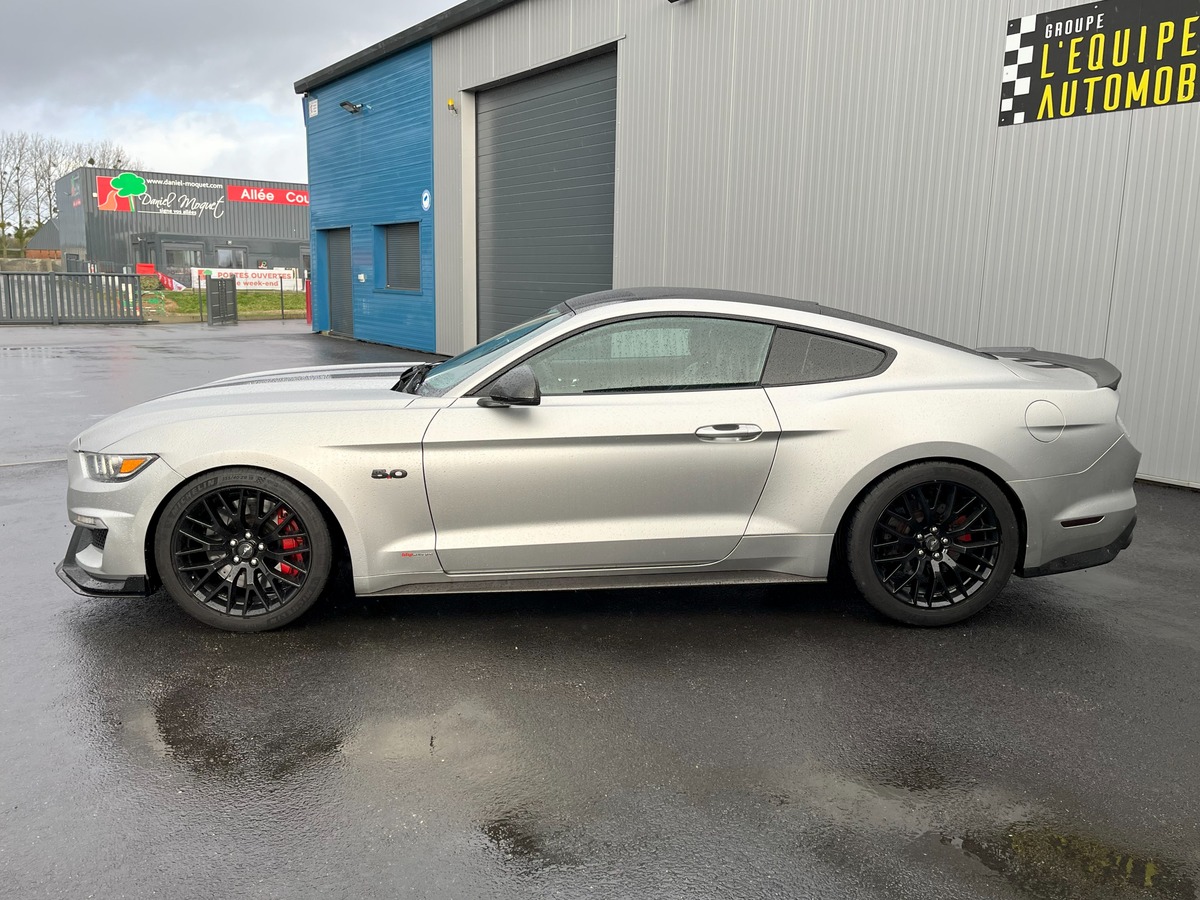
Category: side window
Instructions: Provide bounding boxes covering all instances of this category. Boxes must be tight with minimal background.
[525,316,775,395]
[762,328,887,385]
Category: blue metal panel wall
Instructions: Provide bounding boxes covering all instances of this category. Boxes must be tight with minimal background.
[305,42,435,351]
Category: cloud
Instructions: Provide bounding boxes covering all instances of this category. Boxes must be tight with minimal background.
[4,0,450,181]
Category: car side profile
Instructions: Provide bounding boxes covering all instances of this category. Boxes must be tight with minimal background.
[58,287,1140,631]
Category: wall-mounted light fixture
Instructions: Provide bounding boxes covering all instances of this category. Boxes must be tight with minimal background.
[339,101,365,114]
[447,97,458,114]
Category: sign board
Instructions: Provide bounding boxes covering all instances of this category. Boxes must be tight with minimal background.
[192,267,301,291]
[226,185,309,206]
[999,0,1200,125]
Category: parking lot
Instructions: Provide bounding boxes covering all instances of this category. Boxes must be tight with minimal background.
[2,321,1198,899]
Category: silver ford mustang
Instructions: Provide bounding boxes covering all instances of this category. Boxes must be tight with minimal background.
[58,288,1140,632]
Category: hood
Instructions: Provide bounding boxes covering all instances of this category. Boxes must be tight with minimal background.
[182,361,426,393]
[73,362,427,452]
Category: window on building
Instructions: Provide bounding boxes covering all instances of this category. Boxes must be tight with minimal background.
[761,328,887,385]
[216,247,247,268]
[384,223,420,290]
[163,247,202,269]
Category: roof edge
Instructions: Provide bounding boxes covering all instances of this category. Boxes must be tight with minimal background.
[294,0,523,94]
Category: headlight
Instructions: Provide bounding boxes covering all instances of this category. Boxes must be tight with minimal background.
[81,452,158,482]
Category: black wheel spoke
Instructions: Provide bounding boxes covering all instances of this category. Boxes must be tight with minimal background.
[876,521,915,543]
[170,483,315,619]
[915,487,934,525]
[263,509,296,538]
[870,478,1004,609]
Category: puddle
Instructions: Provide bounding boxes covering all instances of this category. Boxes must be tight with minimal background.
[481,811,577,870]
[941,825,1196,899]
[139,682,349,779]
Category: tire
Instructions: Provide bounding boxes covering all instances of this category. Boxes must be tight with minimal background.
[154,467,333,632]
[845,463,1019,626]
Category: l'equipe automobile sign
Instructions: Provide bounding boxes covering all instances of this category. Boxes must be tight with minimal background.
[999,0,1200,126]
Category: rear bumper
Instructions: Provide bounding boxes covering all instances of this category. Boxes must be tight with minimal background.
[56,525,153,599]
[1010,434,1140,576]
[1019,514,1135,578]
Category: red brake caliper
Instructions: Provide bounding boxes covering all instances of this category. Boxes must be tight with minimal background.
[275,508,306,577]
[952,515,972,543]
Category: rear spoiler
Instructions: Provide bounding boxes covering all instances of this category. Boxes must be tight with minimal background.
[981,347,1122,390]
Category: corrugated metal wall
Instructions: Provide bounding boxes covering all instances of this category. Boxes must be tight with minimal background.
[425,0,1198,486]
[53,167,309,269]
[305,43,436,351]
[475,52,616,339]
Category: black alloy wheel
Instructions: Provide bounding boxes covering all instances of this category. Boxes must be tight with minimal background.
[155,468,332,632]
[846,463,1019,626]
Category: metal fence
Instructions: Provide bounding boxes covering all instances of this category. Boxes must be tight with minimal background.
[0,273,143,324]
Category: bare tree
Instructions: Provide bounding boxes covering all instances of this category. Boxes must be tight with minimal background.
[71,138,142,171]
[0,131,35,252]
[28,133,68,227]
[0,130,141,252]
[0,132,17,253]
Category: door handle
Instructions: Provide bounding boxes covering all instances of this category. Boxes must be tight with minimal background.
[695,424,763,442]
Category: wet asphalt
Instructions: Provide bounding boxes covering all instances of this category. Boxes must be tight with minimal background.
[1,321,1198,900]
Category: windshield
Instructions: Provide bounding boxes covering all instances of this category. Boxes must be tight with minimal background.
[415,308,570,396]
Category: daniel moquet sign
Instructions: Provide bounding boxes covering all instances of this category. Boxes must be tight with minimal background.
[999,0,1200,126]
[95,173,308,216]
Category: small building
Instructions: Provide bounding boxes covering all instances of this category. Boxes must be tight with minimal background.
[23,219,62,260]
[54,167,311,283]
[295,0,1200,488]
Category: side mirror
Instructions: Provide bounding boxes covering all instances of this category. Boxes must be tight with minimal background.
[478,364,541,408]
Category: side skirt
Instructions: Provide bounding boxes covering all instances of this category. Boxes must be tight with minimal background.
[361,570,824,598]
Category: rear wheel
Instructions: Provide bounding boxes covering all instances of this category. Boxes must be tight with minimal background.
[846,463,1019,626]
[154,468,332,632]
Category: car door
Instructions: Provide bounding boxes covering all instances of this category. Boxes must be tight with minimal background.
[421,315,781,574]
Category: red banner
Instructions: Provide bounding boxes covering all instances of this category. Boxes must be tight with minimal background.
[226,185,309,206]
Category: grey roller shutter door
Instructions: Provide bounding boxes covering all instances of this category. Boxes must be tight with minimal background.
[477,52,616,340]
[385,223,421,290]
[326,228,353,337]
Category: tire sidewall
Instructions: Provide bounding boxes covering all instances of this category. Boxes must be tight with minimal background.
[847,463,1019,626]
[154,467,332,632]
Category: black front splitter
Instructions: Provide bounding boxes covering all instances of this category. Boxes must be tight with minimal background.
[56,525,152,599]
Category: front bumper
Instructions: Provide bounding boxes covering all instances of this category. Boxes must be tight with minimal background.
[57,525,153,598]
[58,451,183,596]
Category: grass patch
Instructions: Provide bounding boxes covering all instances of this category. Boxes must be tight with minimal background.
[141,284,307,320]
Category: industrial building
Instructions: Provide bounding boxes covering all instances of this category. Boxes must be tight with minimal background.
[295,0,1200,487]
[54,166,310,283]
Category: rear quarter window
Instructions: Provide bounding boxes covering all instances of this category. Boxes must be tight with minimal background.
[762,328,888,386]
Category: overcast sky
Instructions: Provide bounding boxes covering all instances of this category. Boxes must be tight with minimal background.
[2,0,452,183]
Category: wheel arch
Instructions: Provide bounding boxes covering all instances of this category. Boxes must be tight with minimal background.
[143,463,356,591]
[829,456,1029,575]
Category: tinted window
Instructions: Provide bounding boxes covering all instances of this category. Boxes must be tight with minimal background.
[526,316,775,395]
[762,328,886,385]
[418,309,568,396]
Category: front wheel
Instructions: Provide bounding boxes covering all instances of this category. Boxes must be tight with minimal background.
[154,468,332,632]
[845,463,1019,626]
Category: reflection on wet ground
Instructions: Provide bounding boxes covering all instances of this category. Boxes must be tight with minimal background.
[3,324,1198,898]
[945,826,1196,899]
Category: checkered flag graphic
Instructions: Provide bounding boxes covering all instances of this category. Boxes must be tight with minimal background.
[999,14,1037,125]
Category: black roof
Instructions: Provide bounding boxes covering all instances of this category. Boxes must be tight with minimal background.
[561,287,986,356]
[564,286,822,315]
[295,0,522,93]
[24,219,60,251]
